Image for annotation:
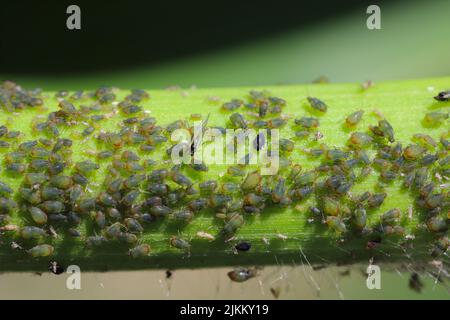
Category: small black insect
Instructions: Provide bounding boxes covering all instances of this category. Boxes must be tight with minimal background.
[235,241,251,252]
[434,90,450,102]
[253,132,265,151]
[166,270,173,279]
[49,261,64,275]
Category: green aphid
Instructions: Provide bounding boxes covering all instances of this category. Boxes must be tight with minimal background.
[307,96,327,112]
[227,165,246,177]
[0,125,8,137]
[106,208,122,221]
[279,138,294,152]
[125,218,144,233]
[323,197,340,216]
[91,114,105,122]
[381,208,401,225]
[99,93,116,104]
[367,192,387,208]
[68,185,83,203]
[345,110,364,126]
[419,183,434,198]
[143,196,163,207]
[91,211,106,228]
[5,151,26,163]
[294,117,319,129]
[40,200,64,214]
[424,112,448,125]
[20,188,41,205]
[129,244,151,258]
[421,154,438,166]
[0,197,16,214]
[439,155,450,167]
[149,205,173,217]
[123,174,145,189]
[431,236,449,258]
[77,198,96,213]
[72,173,89,186]
[50,175,72,189]
[121,190,140,206]
[290,186,313,200]
[0,141,10,148]
[380,169,397,182]
[169,171,191,187]
[6,130,21,139]
[272,178,286,203]
[413,133,437,149]
[75,161,100,175]
[171,209,194,222]
[348,132,373,148]
[0,181,13,196]
[148,169,169,182]
[121,150,140,162]
[187,198,208,212]
[82,126,95,136]
[222,213,245,236]
[70,90,84,100]
[140,144,155,152]
[326,216,347,233]
[41,186,64,201]
[58,100,77,113]
[86,235,108,247]
[24,173,48,186]
[295,130,310,138]
[166,120,186,133]
[372,158,389,171]
[170,236,191,252]
[440,137,450,150]
[199,180,218,194]
[241,171,261,191]
[268,118,287,128]
[29,147,50,159]
[294,171,316,186]
[18,140,37,152]
[104,222,125,239]
[29,159,50,172]
[222,99,243,111]
[21,226,47,240]
[370,120,395,142]
[148,183,169,196]
[325,149,347,162]
[244,193,265,206]
[191,162,208,172]
[28,244,54,258]
[414,167,428,188]
[124,161,144,173]
[28,207,48,225]
[147,134,167,145]
[253,120,268,128]
[97,192,117,207]
[403,144,426,161]
[427,216,447,233]
[352,208,367,230]
[209,194,232,208]
[117,232,138,244]
[424,193,444,209]
[121,104,142,114]
[229,113,247,129]
[97,150,113,159]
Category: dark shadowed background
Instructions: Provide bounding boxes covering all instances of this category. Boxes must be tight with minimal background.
[1,0,449,89]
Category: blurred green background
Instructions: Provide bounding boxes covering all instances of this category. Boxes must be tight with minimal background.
[3,0,450,90]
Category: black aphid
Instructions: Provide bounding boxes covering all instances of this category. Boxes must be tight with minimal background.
[235,241,251,252]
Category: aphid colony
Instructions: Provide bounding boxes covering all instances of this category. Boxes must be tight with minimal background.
[0,80,448,271]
